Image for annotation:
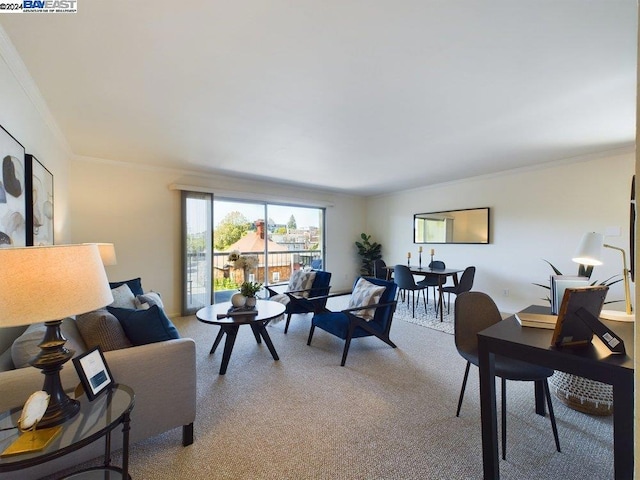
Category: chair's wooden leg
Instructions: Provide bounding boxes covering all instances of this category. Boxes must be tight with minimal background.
[307,325,315,345]
[341,335,352,366]
[456,362,471,417]
[284,313,292,334]
[501,377,507,460]
[543,379,561,452]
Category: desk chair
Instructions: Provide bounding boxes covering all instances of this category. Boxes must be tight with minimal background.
[454,291,561,460]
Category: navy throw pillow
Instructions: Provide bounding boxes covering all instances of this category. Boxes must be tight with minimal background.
[109,278,144,296]
[107,305,180,345]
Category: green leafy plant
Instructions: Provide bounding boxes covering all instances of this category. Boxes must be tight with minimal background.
[239,281,263,297]
[533,259,622,304]
[355,233,382,276]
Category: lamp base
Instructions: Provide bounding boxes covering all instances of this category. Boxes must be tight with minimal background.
[600,309,635,322]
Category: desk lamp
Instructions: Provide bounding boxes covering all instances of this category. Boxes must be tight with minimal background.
[572,232,634,322]
[0,244,113,428]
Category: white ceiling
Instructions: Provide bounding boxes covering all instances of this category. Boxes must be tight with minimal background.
[0,1,637,196]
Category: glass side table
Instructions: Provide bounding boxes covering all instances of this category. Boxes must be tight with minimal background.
[0,384,135,479]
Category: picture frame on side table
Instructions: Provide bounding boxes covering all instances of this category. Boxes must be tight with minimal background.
[0,125,26,247]
[72,346,115,401]
[25,154,54,246]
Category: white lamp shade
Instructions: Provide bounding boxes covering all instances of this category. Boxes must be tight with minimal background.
[95,243,117,266]
[572,232,604,266]
[0,244,114,327]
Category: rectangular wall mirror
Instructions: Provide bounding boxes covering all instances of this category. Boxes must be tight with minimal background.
[414,207,490,244]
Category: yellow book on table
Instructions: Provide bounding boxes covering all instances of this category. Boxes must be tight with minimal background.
[515,311,558,329]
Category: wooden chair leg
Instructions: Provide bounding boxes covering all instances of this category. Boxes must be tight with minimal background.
[501,377,507,460]
[307,325,315,345]
[341,335,353,366]
[284,313,292,334]
[456,362,471,417]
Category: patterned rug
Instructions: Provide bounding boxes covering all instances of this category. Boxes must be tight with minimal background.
[394,301,454,335]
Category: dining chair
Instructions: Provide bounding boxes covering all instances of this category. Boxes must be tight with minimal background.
[392,264,428,318]
[454,291,561,460]
[440,265,475,314]
[417,260,445,306]
[372,259,388,279]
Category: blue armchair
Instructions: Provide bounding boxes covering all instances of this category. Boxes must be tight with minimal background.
[307,277,398,366]
[266,270,332,334]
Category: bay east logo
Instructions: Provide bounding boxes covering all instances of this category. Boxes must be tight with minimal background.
[23,0,77,12]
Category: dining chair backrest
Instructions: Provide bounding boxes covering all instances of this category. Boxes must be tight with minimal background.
[454,291,501,358]
[456,266,476,294]
[429,260,445,270]
[393,264,417,289]
[373,259,388,279]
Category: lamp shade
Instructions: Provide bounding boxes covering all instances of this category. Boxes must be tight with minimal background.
[0,244,114,327]
[95,243,117,266]
[572,232,604,266]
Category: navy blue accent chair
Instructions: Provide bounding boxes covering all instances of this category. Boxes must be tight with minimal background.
[266,270,332,334]
[307,277,398,366]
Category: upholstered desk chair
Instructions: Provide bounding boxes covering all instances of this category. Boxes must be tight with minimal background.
[266,270,332,334]
[393,264,428,318]
[307,277,398,366]
[454,291,561,460]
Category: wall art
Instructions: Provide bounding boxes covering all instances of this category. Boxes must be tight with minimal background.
[0,125,26,247]
[26,154,54,245]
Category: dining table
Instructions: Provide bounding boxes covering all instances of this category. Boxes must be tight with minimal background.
[384,265,463,322]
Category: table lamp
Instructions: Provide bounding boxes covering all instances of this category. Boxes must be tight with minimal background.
[95,242,117,266]
[0,244,113,428]
[572,232,634,321]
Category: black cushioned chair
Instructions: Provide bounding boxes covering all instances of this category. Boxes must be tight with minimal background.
[417,260,445,306]
[372,259,388,279]
[393,264,428,318]
[440,265,475,314]
[454,291,560,460]
[307,277,397,366]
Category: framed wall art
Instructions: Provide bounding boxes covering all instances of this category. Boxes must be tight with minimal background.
[72,346,115,401]
[26,154,54,246]
[0,125,26,247]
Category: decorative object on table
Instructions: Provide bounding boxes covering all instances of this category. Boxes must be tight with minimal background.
[1,391,62,457]
[354,232,382,276]
[72,346,115,401]
[0,125,26,247]
[430,248,434,265]
[418,246,422,269]
[25,154,54,246]
[407,251,411,266]
[550,285,608,348]
[572,231,633,321]
[549,275,589,315]
[239,281,263,307]
[230,292,246,308]
[227,249,259,283]
[0,244,113,428]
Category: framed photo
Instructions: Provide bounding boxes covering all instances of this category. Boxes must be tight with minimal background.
[72,346,115,401]
[25,154,54,246]
[551,286,608,348]
[0,125,26,247]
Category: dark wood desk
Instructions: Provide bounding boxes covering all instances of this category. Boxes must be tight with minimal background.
[477,306,634,479]
[196,300,286,375]
[385,265,462,321]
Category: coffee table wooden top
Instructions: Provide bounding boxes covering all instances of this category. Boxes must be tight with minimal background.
[196,299,286,326]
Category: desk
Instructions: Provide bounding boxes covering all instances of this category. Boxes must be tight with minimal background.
[477,307,634,479]
[197,300,286,374]
[385,265,462,322]
[0,384,135,479]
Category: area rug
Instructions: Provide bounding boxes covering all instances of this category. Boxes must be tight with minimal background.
[394,301,454,335]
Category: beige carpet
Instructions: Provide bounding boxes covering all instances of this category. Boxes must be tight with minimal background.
[52,303,615,479]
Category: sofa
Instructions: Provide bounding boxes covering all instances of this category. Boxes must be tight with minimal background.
[0,280,197,480]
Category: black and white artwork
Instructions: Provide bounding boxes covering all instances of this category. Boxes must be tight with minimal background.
[0,125,26,247]
[26,154,54,245]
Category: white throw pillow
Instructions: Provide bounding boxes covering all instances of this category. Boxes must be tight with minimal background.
[135,291,164,310]
[347,278,386,321]
[109,284,137,309]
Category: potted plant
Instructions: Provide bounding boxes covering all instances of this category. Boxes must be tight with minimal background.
[355,233,382,276]
[239,281,263,307]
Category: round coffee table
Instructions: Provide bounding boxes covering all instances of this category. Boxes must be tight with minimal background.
[196,299,286,375]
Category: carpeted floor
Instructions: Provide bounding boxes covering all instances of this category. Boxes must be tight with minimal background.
[49,299,615,480]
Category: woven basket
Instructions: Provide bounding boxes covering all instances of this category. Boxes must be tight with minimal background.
[549,371,613,416]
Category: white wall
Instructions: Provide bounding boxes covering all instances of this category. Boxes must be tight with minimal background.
[365,151,635,314]
[69,158,366,316]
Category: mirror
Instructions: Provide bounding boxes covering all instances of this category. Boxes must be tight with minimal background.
[414,207,490,244]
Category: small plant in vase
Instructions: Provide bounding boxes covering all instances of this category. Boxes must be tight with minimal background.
[239,281,263,307]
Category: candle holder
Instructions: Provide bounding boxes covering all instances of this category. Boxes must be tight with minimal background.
[430,253,434,266]
[407,257,410,267]
[418,252,422,269]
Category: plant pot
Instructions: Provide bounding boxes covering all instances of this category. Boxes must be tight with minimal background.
[245,296,257,308]
[231,293,246,308]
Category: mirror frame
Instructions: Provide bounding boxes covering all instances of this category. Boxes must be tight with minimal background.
[413,207,490,244]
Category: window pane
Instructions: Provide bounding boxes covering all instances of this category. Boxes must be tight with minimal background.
[182,192,212,314]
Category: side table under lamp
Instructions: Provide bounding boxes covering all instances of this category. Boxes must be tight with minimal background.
[0,244,113,447]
